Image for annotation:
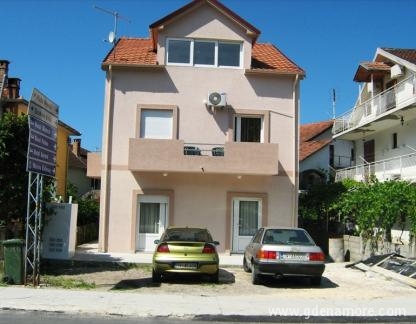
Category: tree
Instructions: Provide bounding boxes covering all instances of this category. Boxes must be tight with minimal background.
[0,113,28,226]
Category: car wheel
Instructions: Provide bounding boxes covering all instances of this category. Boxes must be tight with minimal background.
[310,276,322,286]
[209,270,219,283]
[243,256,251,273]
[251,262,261,285]
[152,269,162,283]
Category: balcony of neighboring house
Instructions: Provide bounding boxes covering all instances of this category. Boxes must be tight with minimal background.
[332,74,416,141]
[335,151,416,183]
[128,139,279,175]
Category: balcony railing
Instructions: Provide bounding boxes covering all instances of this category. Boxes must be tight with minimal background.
[333,74,416,135]
[335,152,416,182]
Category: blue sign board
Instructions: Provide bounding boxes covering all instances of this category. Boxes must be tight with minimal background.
[27,89,58,177]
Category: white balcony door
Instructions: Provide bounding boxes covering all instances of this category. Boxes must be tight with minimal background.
[232,198,262,253]
[136,195,169,252]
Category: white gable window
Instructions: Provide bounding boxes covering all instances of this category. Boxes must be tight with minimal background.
[140,109,173,139]
[166,38,242,68]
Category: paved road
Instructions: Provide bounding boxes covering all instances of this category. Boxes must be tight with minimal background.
[1,310,416,324]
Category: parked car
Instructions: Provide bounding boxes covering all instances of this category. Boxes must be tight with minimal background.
[243,227,325,285]
[152,227,220,283]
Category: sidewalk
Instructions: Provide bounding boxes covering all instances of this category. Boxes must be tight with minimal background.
[73,242,243,266]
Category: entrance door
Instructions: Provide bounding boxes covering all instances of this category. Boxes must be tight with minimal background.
[136,195,168,252]
[232,198,262,253]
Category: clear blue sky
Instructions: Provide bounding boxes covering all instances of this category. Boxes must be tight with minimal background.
[2,0,415,151]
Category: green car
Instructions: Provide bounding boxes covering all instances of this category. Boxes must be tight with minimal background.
[152,227,220,283]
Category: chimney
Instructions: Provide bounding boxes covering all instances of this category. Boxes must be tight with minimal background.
[0,59,9,96]
[7,78,21,99]
[72,138,81,157]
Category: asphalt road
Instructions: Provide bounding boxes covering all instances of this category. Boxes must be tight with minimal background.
[1,310,416,324]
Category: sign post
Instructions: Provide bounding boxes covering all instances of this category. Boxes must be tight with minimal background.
[25,88,58,286]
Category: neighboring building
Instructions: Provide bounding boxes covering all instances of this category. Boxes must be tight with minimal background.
[0,59,83,200]
[95,0,304,253]
[333,48,416,182]
[299,120,353,189]
[68,138,91,198]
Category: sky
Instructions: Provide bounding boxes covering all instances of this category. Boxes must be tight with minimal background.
[2,0,415,151]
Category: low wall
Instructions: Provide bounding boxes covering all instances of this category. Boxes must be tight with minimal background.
[76,223,98,246]
[343,235,416,262]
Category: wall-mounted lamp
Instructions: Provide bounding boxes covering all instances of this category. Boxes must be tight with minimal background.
[163,173,168,177]
[400,116,404,126]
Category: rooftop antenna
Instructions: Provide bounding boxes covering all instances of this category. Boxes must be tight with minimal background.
[93,5,131,45]
[332,88,336,119]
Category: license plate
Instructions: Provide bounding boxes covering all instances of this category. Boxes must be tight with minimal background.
[174,263,197,270]
[280,253,308,261]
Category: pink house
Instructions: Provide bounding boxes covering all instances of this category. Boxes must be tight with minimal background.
[93,0,304,253]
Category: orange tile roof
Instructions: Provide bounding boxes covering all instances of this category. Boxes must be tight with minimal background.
[382,48,416,65]
[300,120,333,161]
[102,38,304,76]
[300,139,332,161]
[102,38,157,66]
[250,43,304,75]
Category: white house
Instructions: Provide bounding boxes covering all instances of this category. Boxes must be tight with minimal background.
[333,48,416,183]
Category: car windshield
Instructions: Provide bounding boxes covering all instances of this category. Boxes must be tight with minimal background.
[162,228,212,242]
[262,229,314,246]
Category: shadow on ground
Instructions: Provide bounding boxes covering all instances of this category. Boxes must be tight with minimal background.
[260,275,338,289]
[111,268,235,290]
[40,259,138,276]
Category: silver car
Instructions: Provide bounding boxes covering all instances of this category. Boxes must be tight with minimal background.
[243,227,325,285]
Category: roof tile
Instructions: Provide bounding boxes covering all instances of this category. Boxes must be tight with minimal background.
[103,38,303,75]
[299,120,333,161]
[382,48,416,65]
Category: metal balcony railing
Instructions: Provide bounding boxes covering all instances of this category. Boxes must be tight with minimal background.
[335,152,416,182]
[184,143,225,156]
[333,74,416,135]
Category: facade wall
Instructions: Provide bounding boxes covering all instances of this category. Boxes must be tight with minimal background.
[99,3,300,253]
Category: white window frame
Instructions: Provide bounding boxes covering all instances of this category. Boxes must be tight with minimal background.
[166,38,242,68]
[235,115,264,143]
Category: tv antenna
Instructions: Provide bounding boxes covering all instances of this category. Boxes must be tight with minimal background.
[94,5,131,44]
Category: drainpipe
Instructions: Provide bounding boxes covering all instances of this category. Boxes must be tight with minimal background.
[293,74,300,227]
[99,64,114,252]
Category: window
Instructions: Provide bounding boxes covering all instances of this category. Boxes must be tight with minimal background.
[329,145,334,167]
[167,38,241,68]
[140,109,173,139]
[167,39,191,65]
[194,40,215,65]
[234,116,263,142]
[218,43,241,67]
[392,133,398,149]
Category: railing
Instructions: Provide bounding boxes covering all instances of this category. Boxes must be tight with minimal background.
[332,155,353,169]
[184,143,225,157]
[333,74,416,134]
[335,152,416,182]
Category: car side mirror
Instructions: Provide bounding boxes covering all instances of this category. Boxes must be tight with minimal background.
[212,241,220,246]
[154,239,160,244]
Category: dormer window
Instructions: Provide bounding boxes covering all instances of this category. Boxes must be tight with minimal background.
[166,38,242,68]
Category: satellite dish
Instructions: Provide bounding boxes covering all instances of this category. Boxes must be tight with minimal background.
[108,31,116,44]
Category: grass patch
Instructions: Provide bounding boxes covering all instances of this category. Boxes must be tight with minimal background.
[42,275,95,289]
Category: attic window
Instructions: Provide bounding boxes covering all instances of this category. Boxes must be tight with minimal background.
[166,38,242,68]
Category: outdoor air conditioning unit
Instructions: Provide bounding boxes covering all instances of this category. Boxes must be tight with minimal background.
[391,64,404,79]
[207,92,227,107]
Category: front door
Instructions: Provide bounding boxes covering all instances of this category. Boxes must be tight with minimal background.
[136,195,168,252]
[232,198,262,253]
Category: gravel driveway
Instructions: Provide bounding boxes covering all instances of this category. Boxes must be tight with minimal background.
[42,261,416,300]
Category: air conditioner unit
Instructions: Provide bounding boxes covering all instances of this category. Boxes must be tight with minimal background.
[391,64,404,79]
[207,92,227,107]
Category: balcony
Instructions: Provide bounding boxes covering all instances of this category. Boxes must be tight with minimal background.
[335,152,416,182]
[333,75,416,139]
[128,139,279,175]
